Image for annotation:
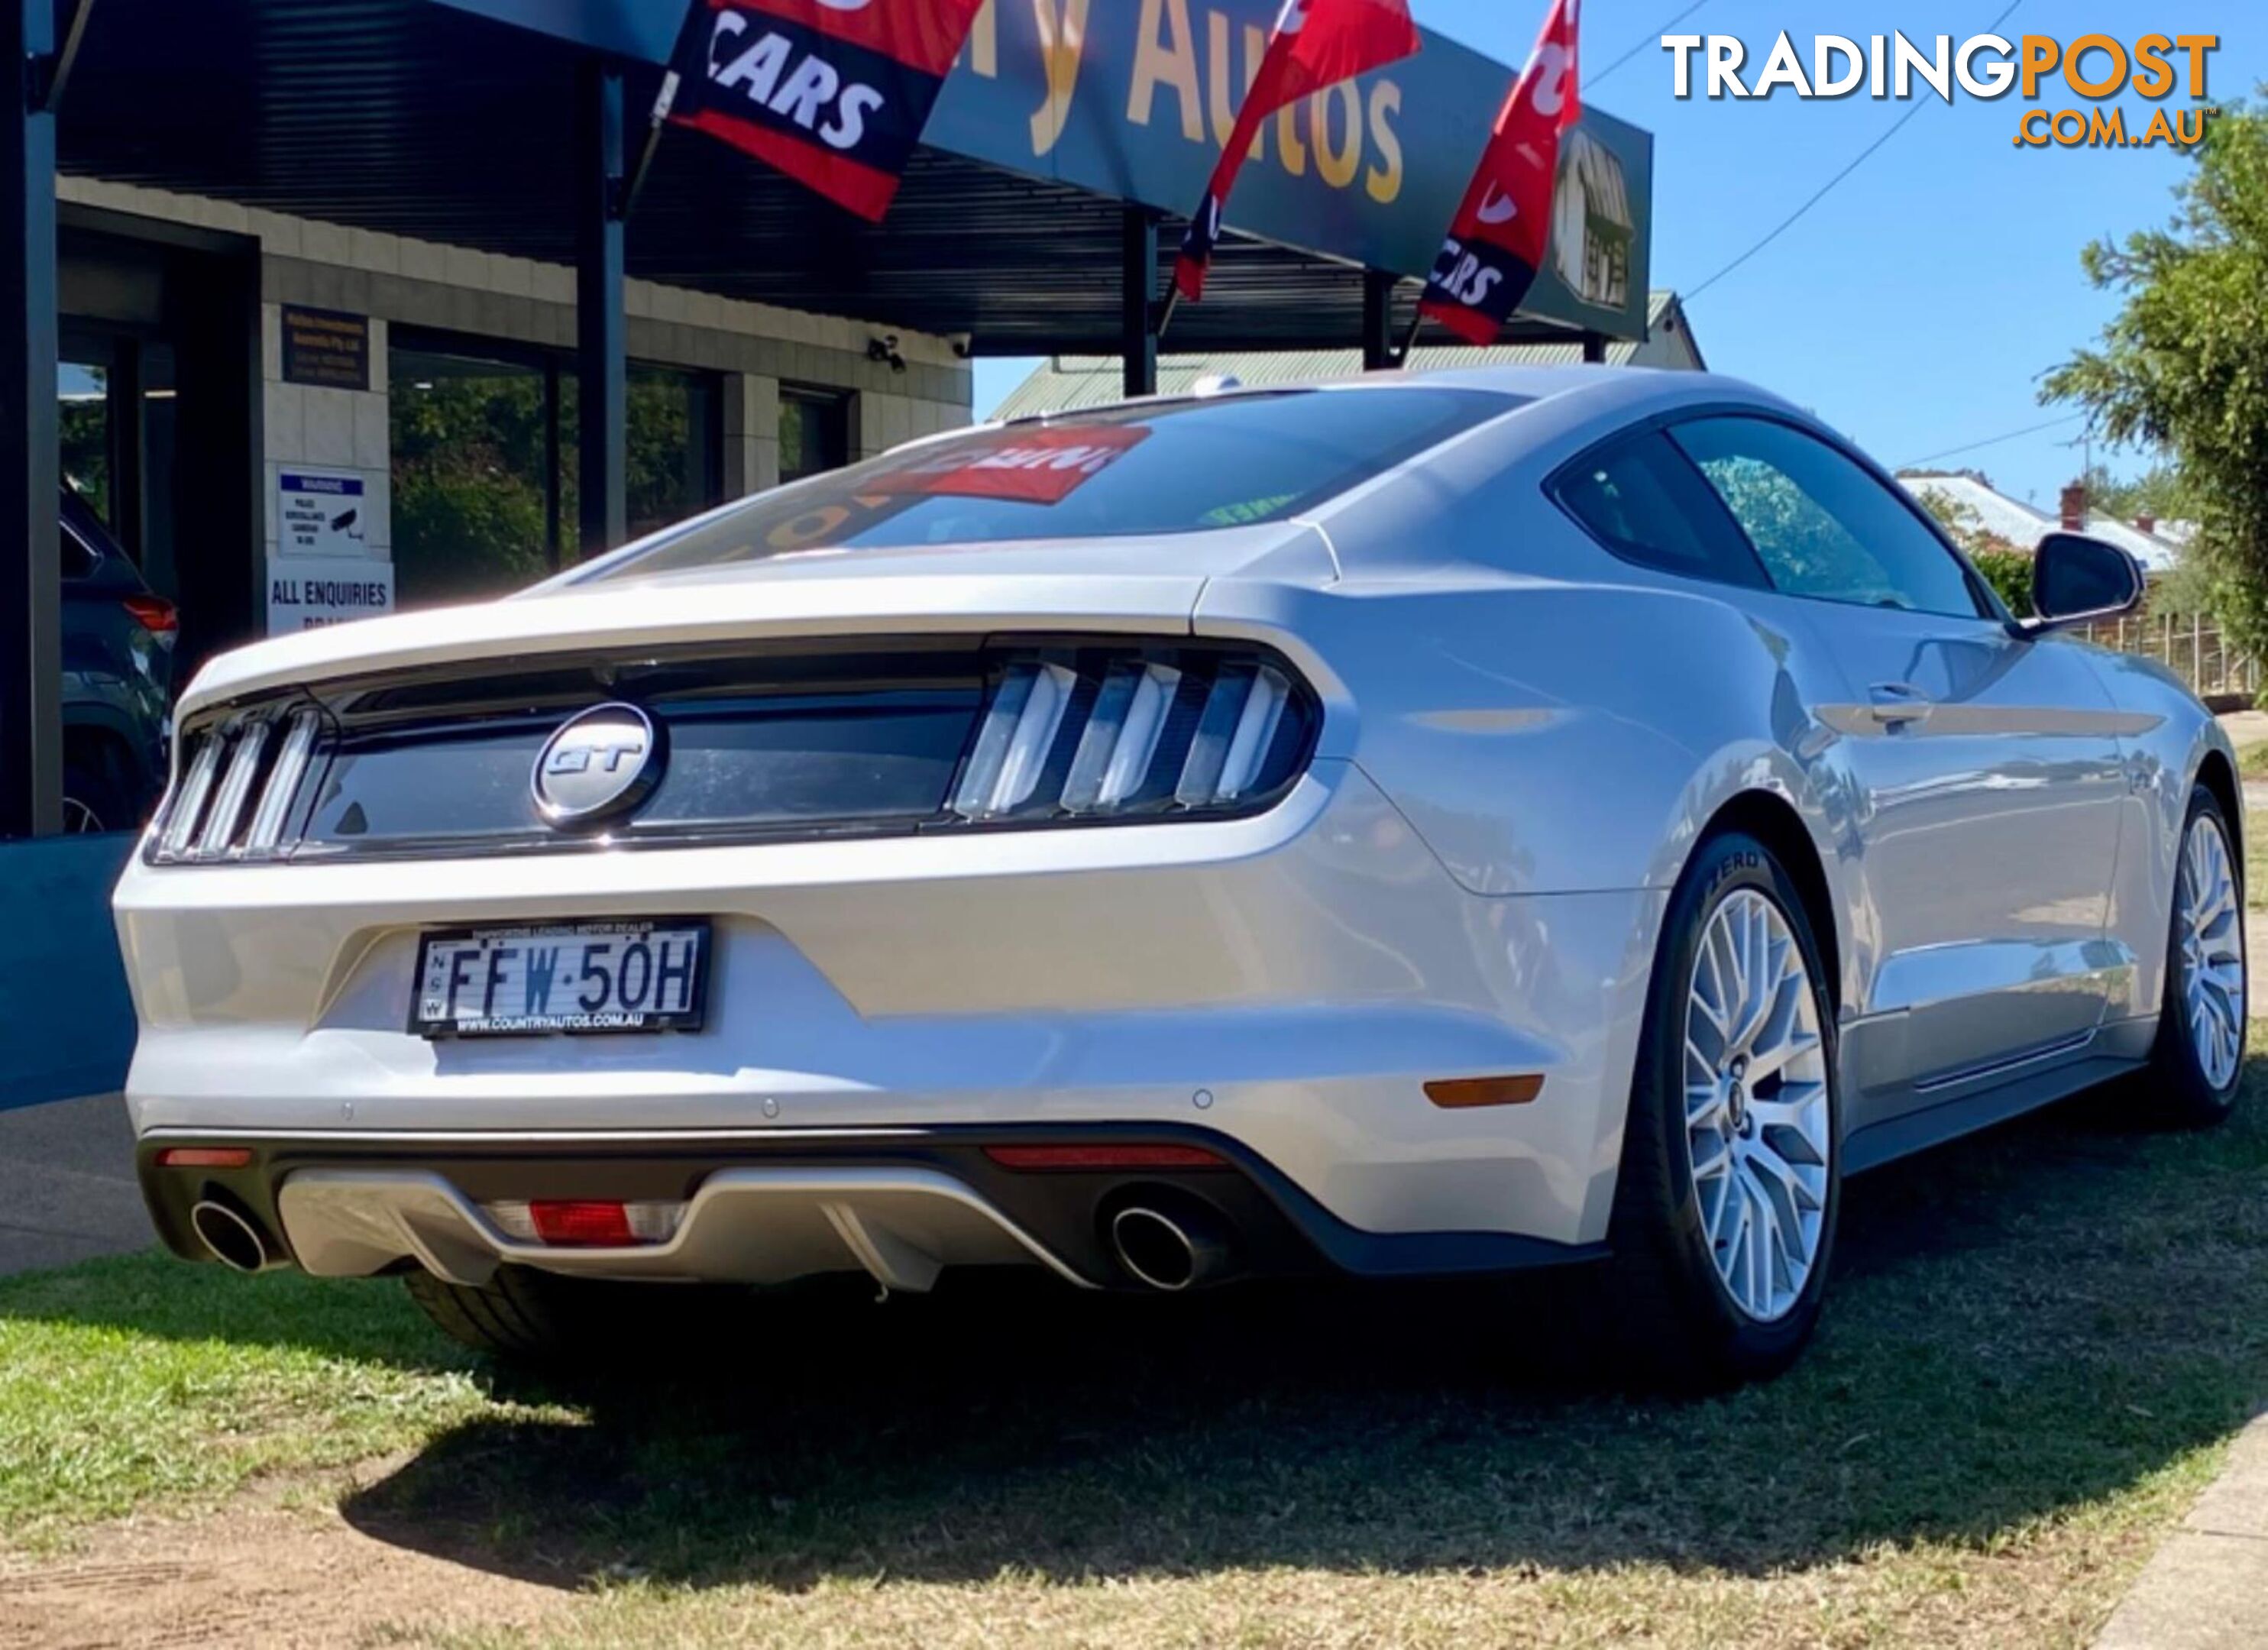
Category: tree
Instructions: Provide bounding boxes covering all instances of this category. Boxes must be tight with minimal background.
[390,367,715,607]
[2043,95,2268,656]
[2077,459,2195,526]
[1913,487,2033,616]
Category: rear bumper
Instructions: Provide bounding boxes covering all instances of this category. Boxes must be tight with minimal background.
[138,1124,1606,1291]
[118,763,1668,1248]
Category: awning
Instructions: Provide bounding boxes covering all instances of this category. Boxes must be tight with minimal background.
[59,0,1655,354]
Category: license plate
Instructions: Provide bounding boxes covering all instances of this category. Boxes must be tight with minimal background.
[412,919,710,1038]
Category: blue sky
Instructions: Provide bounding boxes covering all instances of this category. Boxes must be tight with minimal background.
[973,2,2258,510]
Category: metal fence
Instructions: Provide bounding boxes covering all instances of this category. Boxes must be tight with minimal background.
[2077,612,2260,701]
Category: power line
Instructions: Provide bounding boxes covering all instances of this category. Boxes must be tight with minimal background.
[1898,412,2085,471]
[1683,0,2023,302]
[1590,1,1710,86]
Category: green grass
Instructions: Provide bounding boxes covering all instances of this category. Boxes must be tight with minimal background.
[8,1069,2268,1645]
[0,1254,530,1545]
[2234,739,2268,782]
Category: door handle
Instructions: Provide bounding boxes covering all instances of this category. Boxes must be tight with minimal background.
[1867,681,1933,726]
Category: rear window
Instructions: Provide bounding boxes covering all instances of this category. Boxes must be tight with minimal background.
[59,487,110,581]
[581,387,1517,583]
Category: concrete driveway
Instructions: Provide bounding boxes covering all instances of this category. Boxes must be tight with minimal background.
[0,1093,148,1275]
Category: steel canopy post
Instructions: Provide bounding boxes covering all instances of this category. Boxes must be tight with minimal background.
[1361,269,1399,370]
[0,0,60,837]
[1121,205,1157,400]
[576,57,627,558]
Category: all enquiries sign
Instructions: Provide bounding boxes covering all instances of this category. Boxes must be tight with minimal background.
[271,468,392,633]
[267,555,394,632]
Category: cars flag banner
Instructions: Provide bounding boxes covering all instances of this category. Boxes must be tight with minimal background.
[656,0,988,223]
[1416,0,1581,345]
[1173,0,1422,302]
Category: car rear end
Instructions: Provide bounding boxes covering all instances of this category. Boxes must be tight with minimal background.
[116,381,1635,1314]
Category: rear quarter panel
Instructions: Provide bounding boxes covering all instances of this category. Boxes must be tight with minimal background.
[1194,378,1858,927]
[2085,645,2240,1020]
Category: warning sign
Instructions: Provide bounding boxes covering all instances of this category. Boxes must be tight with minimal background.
[278,471,368,557]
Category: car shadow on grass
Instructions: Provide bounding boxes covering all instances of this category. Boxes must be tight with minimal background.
[325,1060,2268,1593]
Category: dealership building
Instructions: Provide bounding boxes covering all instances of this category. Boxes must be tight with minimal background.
[0,0,1657,1105]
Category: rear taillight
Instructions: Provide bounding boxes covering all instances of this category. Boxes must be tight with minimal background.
[950,647,1314,823]
[122,594,176,634]
[153,705,327,864]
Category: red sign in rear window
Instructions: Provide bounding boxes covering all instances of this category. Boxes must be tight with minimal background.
[865,425,1152,505]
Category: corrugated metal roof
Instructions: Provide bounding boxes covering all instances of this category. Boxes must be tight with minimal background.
[1896,471,2185,573]
[995,293,1694,419]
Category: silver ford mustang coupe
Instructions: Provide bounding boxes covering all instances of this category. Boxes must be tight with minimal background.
[116,366,2244,1386]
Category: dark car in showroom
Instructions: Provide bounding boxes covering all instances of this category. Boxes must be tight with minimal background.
[62,485,174,832]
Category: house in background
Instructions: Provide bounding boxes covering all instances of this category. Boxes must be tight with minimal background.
[1897,469,2192,574]
[995,291,1705,419]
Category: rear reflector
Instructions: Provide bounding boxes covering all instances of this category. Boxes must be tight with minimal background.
[491,1199,682,1247]
[155,1146,254,1169]
[1424,1074,1545,1108]
[527,1200,639,1247]
[983,1144,1228,1171]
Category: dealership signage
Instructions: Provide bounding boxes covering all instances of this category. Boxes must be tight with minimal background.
[435,0,1654,341]
[280,305,371,390]
[267,555,395,633]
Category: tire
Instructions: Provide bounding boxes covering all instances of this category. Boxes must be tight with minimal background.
[1603,830,1842,1390]
[403,1265,661,1364]
[63,749,134,835]
[2145,785,2247,1128]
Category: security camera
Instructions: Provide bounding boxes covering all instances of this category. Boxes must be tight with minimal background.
[866,334,908,374]
[948,332,974,359]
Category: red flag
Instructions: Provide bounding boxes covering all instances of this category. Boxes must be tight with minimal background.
[1173,0,1421,302]
[1417,0,1581,345]
[658,0,987,222]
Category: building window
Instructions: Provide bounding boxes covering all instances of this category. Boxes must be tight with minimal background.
[390,335,557,607]
[390,328,723,608]
[59,358,111,525]
[779,386,850,484]
[627,364,721,540]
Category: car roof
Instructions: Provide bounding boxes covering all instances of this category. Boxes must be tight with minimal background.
[60,487,153,591]
[1011,363,1807,442]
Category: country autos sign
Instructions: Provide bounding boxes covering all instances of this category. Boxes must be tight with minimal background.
[930,0,1651,340]
[435,0,1653,340]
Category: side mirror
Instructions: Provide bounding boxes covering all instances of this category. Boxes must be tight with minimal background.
[2022,532,2145,634]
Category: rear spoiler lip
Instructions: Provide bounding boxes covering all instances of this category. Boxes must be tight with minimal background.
[174,572,1215,723]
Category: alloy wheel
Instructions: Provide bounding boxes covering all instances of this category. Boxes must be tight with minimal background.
[2177,812,2244,1091]
[1683,888,1832,1322]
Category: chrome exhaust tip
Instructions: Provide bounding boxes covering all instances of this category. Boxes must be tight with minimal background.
[190,1199,275,1274]
[1108,1203,1231,1292]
